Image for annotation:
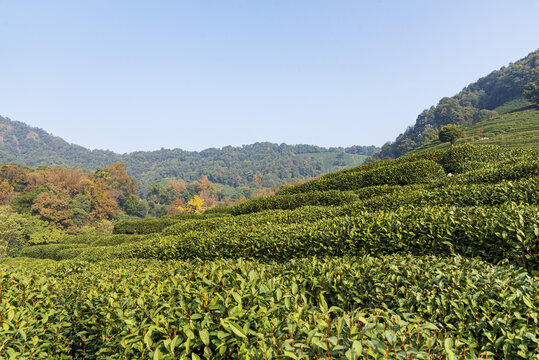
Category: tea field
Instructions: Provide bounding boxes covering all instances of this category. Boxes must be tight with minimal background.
[1,144,539,359]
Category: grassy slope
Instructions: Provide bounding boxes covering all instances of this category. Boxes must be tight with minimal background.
[412,108,539,154]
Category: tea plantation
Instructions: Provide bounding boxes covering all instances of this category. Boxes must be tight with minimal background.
[1,144,539,359]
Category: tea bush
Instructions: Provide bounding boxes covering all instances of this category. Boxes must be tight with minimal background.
[0,255,537,359]
[81,204,539,271]
[439,144,535,174]
[278,159,445,194]
[221,185,426,215]
[113,213,231,235]
[221,190,359,215]
[359,177,539,210]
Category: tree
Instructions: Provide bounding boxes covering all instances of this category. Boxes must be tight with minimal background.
[167,198,185,215]
[177,195,205,214]
[439,124,463,146]
[104,162,139,194]
[122,193,147,217]
[146,183,173,205]
[0,164,29,192]
[85,177,117,219]
[523,79,539,105]
[0,180,14,204]
[31,191,74,230]
[167,179,187,198]
[0,206,58,257]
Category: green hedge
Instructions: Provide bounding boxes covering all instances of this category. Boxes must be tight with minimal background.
[358,177,539,210]
[225,190,359,215]
[1,255,537,359]
[21,234,144,261]
[113,218,185,235]
[113,213,231,235]
[440,144,535,174]
[161,206,343,237]
[455,159,539,184]
[19,244,89,261]
[218,184,426,216]
[278,160,445,194]
[83,205,539,271]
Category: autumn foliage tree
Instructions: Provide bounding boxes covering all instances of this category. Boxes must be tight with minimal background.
[0,180,14,204]
[0,164,29,191]
[85,177,117,220]
[31,190,74,230]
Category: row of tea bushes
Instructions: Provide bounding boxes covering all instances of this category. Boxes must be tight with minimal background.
[278,144,538,195]
[77,204,539,271]
[439,144,536,174]
[57,233,136,246]
[357,177,539,211]
[209,174,538,216]
[19,243,89,261]
[1,255,537,359]
[278,159,445,194]
[450,159,539,184]
[19,175,538,262]
[19,234,145,260]
[113,213,231,235]
[212,185,425,215]
[162,205,343,236]
[214,190,359,215]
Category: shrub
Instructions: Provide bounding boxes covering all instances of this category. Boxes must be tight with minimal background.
[1,255,537,359]
[113,213,231,235]
[440,143,535,174]
[278,160,445,194]
[87,204,539,271]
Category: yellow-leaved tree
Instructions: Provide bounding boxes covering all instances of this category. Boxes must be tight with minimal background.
[177,195,205,214]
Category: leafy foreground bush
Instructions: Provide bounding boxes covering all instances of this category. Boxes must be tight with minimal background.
[0,255,537,359]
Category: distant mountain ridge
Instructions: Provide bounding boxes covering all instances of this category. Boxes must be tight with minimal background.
[0,115,378,191]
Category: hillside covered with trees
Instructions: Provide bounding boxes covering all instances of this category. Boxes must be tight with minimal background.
[0,115,377,193]
[374,49,539,159]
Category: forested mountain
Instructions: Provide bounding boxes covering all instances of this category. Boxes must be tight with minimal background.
[0,116,378,191]
[374,49,539,159]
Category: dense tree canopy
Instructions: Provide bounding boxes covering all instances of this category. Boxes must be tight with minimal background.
[438,124,463,146]
[2,163,141,231]
[0,116,378,194]
[523,79,539,104]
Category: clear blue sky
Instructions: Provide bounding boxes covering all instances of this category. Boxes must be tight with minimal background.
[0,0,538,153]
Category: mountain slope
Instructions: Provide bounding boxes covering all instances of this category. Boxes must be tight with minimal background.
[0,115,377,191]
[375,49,539,159]
[411,108,539,153]
[0,116,119,169]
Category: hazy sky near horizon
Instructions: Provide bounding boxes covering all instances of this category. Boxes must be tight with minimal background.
[0,1,538,153]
